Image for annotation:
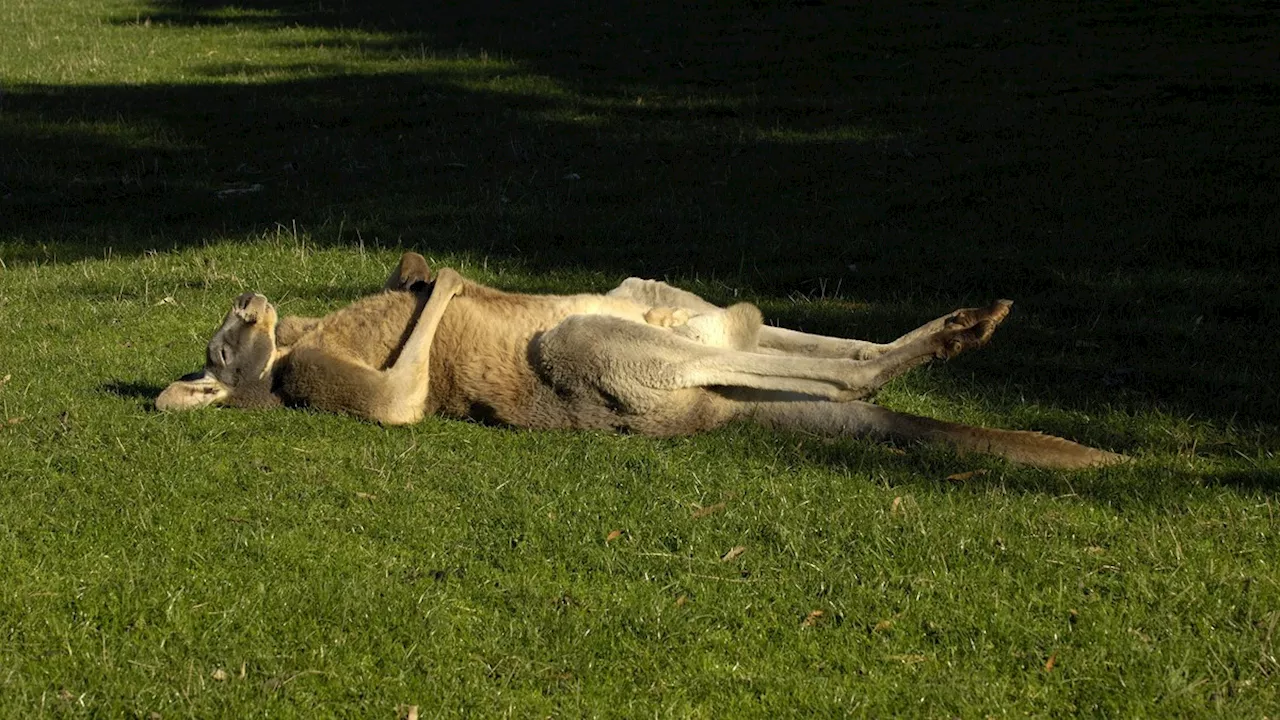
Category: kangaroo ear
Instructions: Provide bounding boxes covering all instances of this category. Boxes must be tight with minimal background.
[156,371,231,412]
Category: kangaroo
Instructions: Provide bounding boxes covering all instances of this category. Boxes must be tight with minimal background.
[157,252,1124,469]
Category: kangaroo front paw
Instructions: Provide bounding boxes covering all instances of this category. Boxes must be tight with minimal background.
[644,307,691,328]
[232,292,273,324]
[936,299,1012,359]
[386,251,434,292]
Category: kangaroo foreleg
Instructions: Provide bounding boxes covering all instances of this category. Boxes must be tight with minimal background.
[373,268,465,424]
[280,269,464,423]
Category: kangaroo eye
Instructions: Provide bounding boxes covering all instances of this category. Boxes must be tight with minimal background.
[219,347,231,365]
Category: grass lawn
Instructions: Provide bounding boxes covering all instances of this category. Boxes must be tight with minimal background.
[2,0,1278,715]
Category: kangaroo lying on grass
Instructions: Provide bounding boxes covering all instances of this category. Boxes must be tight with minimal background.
[158,252,1123,469]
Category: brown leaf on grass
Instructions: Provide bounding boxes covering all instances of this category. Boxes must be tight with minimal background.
[1044,653,1057,672]
[886,654,929,664]
[355,492,377,500]
[1084,546,1106,555]
[605,529,624,543]
[211,668,228,681]
[692,501,726,519]
[675,594,689,607]
[720,545,747,562]
[0,374,10,386]
[873,619,894,633]
[886,447,907,456]
[5,417,22,426]
[890,496,903,516]
[802,609,825,626]
[397,705,419,720]
[945,469,989,482]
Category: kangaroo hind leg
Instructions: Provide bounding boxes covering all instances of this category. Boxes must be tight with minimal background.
[657,302,764,351]
[607,276,892,360]
[535,308,1007,409]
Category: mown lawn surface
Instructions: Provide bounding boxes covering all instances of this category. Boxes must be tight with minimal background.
[2,0,1278,715]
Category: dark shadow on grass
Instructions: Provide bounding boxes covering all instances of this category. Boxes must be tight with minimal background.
[6,2,1277,277]
[100,380,167,403]
[3,1,1279,431]
[787,434,1278,503]
[1204,469,1280,493]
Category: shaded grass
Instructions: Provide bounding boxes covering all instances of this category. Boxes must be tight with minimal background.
[2,0,1279,715]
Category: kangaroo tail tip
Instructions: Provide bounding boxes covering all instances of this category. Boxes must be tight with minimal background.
[985,430,1128,470]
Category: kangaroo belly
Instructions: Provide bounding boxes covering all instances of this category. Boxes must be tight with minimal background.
[427,289,717,432]
[420,290,612,428]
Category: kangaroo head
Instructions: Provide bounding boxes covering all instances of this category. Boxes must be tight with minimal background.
[157,292,284,412]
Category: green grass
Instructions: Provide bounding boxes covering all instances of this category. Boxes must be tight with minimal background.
[2,0,1279,715]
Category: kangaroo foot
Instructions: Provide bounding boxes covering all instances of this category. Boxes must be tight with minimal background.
[935,299,1012,359]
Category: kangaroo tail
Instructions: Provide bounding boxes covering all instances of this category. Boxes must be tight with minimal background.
[743,399,1125,470]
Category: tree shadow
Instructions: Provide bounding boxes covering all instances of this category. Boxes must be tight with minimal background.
[1204,468,1280,493]
[3,0,1279,432]
[7,1,1275,276]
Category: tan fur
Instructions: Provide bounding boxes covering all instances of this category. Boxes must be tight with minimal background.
[159,254,1125,469]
